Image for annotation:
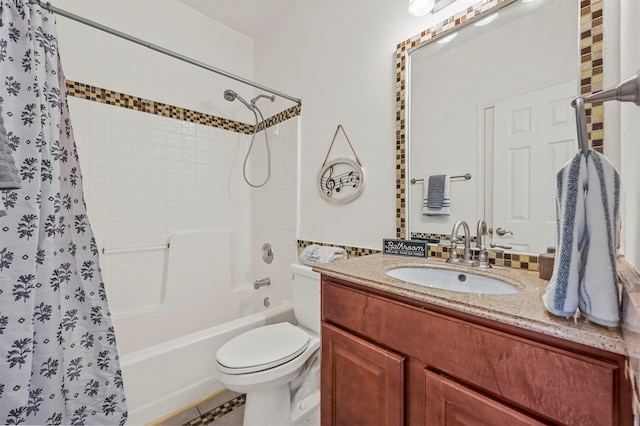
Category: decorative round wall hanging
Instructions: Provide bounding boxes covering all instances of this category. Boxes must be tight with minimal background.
[318,125,366,204]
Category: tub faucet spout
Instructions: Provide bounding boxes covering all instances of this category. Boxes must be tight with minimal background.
[253,278,271,289]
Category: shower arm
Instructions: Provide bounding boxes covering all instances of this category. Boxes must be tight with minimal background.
[251,94,276,107]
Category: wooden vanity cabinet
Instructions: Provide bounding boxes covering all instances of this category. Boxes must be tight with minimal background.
[320,275,633,426]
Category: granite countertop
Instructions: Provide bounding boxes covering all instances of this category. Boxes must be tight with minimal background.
[313,253,626,355]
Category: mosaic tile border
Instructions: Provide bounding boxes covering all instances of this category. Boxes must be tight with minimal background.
[395,0,604,240]
[297,239,538,271]
[411,231,476,244]
[427,244,539,271]
[65,80,301,134]
[578,0,604,150]
[184,394,246,426]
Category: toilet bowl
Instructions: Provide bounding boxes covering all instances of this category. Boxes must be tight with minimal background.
[215,264,321,426]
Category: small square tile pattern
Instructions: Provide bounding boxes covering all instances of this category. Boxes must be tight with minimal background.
[394,0,604,239]
[297,240,540,271]
[65,80,301,135]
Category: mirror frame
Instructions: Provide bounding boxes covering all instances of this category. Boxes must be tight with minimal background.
[395,0,605,240]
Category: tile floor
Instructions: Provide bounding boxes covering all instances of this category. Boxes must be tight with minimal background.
[157,390,320,426]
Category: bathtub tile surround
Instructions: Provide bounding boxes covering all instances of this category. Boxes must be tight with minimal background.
[68,78,301,315]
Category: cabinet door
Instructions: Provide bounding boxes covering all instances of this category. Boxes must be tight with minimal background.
[424,369,546,426]
[321,323,405,426]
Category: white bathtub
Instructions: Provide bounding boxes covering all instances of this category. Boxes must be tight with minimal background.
[119,294,295,425]
[105,231,296,424]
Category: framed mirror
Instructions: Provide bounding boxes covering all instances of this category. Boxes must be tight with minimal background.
[395,0,605,257]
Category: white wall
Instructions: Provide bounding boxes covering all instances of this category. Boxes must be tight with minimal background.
[55,0,253,116]
[254,1,465,250]
[619,0,640,269]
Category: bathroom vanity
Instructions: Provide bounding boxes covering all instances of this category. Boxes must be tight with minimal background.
[315,254,634,425]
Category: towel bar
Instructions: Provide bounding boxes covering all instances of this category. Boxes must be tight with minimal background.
[101,243,170,255]
[411,173,471,184]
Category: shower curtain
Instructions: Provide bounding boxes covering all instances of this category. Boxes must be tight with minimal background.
[0,1,127,424]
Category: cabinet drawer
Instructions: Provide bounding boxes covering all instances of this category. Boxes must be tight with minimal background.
[322,280,621,425]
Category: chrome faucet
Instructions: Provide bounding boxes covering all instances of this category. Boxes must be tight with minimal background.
[446,220,476,266]
[253,277,271,289]
[476,219,492,269]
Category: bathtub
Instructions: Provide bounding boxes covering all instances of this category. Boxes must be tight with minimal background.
[105,231,296,424]
[118,294,295,425]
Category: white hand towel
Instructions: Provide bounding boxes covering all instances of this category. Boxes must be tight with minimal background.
[543,152,588,318]
[542,150,621,327]
[299,244,348,266]
[580,151,620,326]
[423,175,450,216]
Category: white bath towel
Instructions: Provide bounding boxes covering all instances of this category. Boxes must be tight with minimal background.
[423,175,450,216]
[542,150,621,327]
[299,244,348,266]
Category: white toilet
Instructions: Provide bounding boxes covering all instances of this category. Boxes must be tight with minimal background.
[215,263,321,426]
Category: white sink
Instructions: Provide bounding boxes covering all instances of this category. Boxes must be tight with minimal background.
[385,267,520,295]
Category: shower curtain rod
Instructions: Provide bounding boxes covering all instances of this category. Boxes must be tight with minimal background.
[28,0,302,106]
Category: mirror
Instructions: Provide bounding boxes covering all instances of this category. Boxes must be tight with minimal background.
[396,0,597,256]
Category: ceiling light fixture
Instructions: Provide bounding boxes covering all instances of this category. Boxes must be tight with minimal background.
[408,0,436,17]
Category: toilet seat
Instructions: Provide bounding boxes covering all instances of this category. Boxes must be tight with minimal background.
[216,322,310,375]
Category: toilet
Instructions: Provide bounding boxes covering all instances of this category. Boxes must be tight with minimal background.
[215,263,321,426]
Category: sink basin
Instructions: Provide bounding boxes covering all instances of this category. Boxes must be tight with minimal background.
[385,267,520,295]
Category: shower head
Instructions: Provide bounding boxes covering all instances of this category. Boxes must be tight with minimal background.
[223,89,252,110]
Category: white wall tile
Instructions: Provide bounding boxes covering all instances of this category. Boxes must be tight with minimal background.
[70,98,256,317]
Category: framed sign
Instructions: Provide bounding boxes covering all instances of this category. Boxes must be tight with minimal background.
[319,125,366,204]
[318,158,366,204]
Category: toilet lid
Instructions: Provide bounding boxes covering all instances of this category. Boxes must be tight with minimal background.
[216,322,310,373]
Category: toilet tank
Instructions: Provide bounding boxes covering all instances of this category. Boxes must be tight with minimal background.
[290,263,321,334]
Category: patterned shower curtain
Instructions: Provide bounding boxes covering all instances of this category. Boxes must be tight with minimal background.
[0,1,127,424]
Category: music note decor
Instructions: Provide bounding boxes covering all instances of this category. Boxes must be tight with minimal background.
[318,125,366,204]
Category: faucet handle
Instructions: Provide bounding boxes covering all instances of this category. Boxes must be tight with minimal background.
[446,237,461,263]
